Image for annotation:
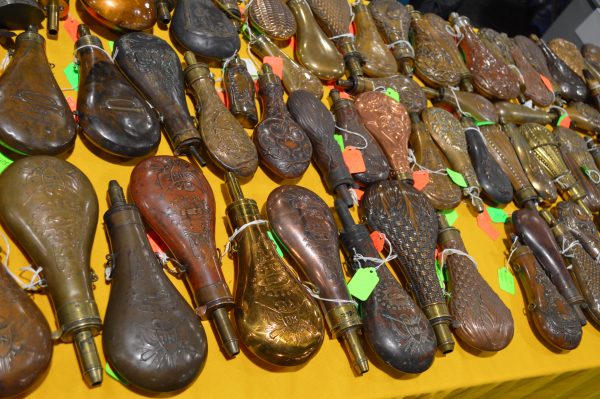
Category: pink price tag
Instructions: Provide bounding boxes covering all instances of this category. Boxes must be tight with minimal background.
[147,231,169,255]
[342,147,366,174]
[64,15,79,42]
[370,231,385,252]
[412,171,429,191]
[477,209,500,241]
[263,56,283,79]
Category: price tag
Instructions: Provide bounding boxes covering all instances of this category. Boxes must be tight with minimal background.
[241,57,259,80]
[289,36,296,51]
[0,152,13,175]
[370,231,385,252]
[147,231,169,255]
[342,147,366,174]
[353,188,364,202]
[63,62,79,91]
[347,267,379,301]
[557,114,571,128]
[263,56,283,79]
[475,120,495,127]
[441,209,459,226]
[66,96,77,112]
[412,170,429,191]
[105,363,129,385]
[477,209,500,241]
[498,266,515,295]
[486,206,508,223]
[348,22,355,35]
[435,259,446,289]
[522,99,534,109]
[107,40,114,51]
[266,230,284,258]
[385,87,400,102]
[64,15,79,42]
[216,89,227,106]
[334,134,345,152]
[447,168,467,187]
[540,74,554,92]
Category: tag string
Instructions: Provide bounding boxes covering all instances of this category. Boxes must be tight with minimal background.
[407,149,448,175]
[439,248,477,270]
[506,235,519,266]
[387,39,415,55]
[302,283,358,308]
[221,220,269,259]
[335,125,368,150]
[329,32,355,41]
[222,49,239,73]
[0,232,46,291]
[559,236,581,259]
[584,168,600,184]
[465,186,482,207]
[351,235,397,270]
[551,172,570,187]
[448,86,474,119]
[74,44,116,63]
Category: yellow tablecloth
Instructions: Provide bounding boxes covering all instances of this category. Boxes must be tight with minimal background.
[1,6,600,399]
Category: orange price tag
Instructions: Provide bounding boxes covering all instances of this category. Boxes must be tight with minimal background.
[434,246,440,262]
[353,188,364,202]
[147,231,169,254]
[477,209,500,241]
[342,147,367,174]
[64,15,79,42]
[348,22,355,35]
[216,89,228,106]
[263,56,283,79]
[370,231,385,252]
[559,115,571,128]
[339,91,351,99]
[539,74,554,92]
[412,170,429,191]
[290,36,296,51]
[66,96,77,112]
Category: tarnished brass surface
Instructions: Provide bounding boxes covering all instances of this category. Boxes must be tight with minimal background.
[422,107,484,213]
[478,28,514,66]
[38,0,68,34]
[586,137,600,171]
[248,0,296,40]
[354,91,411,181]
[361,180,454,354]
[288,0,344,81]
[531,35,588,103]
[267,186,368,374]
[249,34,323,98]
[0,156,103,386]
[80,0,155,31]
[75,25,161,158]
[508,236,582,351]
[520,123,589,212]
[513,35,560,94]
[254,64,312,179]
[103,181,208,392]
[353,3,397,78]
[0,27,75,155]
[184,53,258,177]
[548,38,586,80]
[425,87,498,123]
[583,43,600,73]
[224,56,258,128]
[495,101,554,126]
[368,0,413,75]
[409,114,462,210]
[438,215,513,352]
[0,0,44,30]
[225,174,324,366]
[171,0,240,60]
[554,201,600,266]
[114,33,203,161]
[512,209,587,325]
[335,199,436,374]
[584,70,600,112]
[0,257,52,397]
[449,13,520,100]
[565,102,600,135]
[330,90,389,185]
[129,156,238,358]
[287,90,354,205]
[480,124,537,208]
[502,123,557,204]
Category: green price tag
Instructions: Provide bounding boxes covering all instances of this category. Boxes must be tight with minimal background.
[267,230,284,258]
[0,152,13,174]
[385,87,400,102]
[475,120,495,127]
[108,40,114,51]
[334,134,345,152]
[441,209,459,226]
[347,267,379,301]
[498,266,515,295]
[63,62,79,91]
[446,168,467,188]
[105,363,129,385]
[486,206,508,223]
[435,259,446,289]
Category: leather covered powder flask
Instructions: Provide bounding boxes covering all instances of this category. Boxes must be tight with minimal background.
[129,156,238,358]
[508,234,582,351]
[422,107,484,213]
[565,102,600,135]
[513,35,561,95]
[548,38,586,80]
[423,87,498,124]
[224,173,324,366]
[330,89,390,185]
[368,0,413,75]
[171,0,240,60]
[254,64,312,179]
[530,35,588,103]
[409,113,462,211]
[0,0,44,30]
[0,254,52,397]
[0,26,75,156]
[184,53,258,177]
[75,25,161,158]
[267,185,368,374]
[287,0,344,82]
[437,215,514,352]
[512,209,587,326]
[361,180,455,354]
[103,181,208,392]
[80,0,156,31]
[249,33,323,98]
[334,199,436,374]
[248,0,296,40]
[449,13,520,100]
[541,208,600,327]
[287,90,354,206]
[114,33,205,165]
[224,56,258,129]
[0,156,103,386]
[354,90,411,182]
[554,201,600,267]
[353,2,398,78]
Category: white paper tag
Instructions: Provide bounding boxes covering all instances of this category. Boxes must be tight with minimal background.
[241,57,259,80]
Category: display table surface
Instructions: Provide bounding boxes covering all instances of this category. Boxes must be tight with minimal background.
[1,7,600,399]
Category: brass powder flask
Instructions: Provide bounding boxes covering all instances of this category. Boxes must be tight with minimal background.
[565,102,600,135]
[583,43,600,75]
[0,156,103,386]
[437,214,514,352]
[0,0,44,30]
[548,38,586,81]
[507,233,582,351]
[422,86,498,124]
[224,173,324,367]
[37,0,68,35]
[75,25,161,159]
[513,34,561,96]
[368,0,413,75]
[248,0,296,40]
[584,70,600,112]
[0,26,76,156]
[335,199,436,374]
[183,53,258,178]
[494,101,556,126]
[224,55,258,129]
[80,0,156,31]
[0,240,52,397]
[266,185,368,375]
[103,180,208,392]
[129,156,238,358]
